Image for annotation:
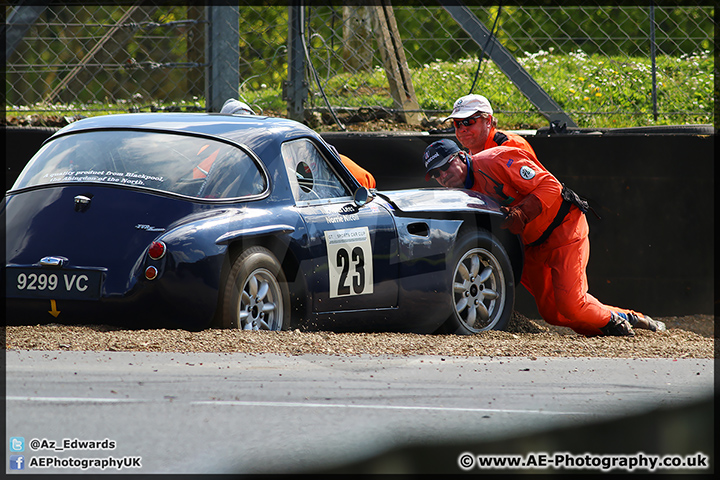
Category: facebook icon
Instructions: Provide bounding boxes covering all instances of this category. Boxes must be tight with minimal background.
[10,455,25,470]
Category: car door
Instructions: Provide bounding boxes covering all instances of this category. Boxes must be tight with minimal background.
[281,139,399,313]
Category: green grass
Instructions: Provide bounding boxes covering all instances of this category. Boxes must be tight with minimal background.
[6,49,714,129]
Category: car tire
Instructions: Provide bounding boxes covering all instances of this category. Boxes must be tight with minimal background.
[222,246,290,330]
[441,230,515,334]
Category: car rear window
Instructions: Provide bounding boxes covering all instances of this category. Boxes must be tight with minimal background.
[11,130,267,199]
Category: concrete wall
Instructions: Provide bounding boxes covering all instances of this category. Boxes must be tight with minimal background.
[4,126,714,316]
[323,130,714,317]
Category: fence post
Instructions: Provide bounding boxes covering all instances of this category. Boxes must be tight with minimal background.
[286,3,307,122]
[205,4,239,112]
[650,2,658,122]
[370,1,424,125]
[3,4,47,61]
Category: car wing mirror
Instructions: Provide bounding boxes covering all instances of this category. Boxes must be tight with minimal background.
[353,186,373,208]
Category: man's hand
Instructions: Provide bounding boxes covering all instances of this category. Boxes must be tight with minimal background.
[501,194,543,235]
[501,206,529,234]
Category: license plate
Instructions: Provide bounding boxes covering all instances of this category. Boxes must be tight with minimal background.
[6,267,104,300]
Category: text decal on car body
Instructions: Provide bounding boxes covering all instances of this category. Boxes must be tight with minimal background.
[325,227,374,298]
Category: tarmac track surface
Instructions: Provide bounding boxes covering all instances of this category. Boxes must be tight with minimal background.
[5,350,714,474]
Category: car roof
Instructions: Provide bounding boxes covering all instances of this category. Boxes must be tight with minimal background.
[52,113,320,151]
[45,112,361,192]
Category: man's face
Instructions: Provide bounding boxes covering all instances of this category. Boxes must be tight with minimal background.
[431,153,467,188]
[454,114,492,154]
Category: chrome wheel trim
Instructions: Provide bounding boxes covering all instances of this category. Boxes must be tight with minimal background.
[452,247,505,332]
[237,267,283,330]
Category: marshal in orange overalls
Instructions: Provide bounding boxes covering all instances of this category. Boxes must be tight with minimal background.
[468,145,645,336]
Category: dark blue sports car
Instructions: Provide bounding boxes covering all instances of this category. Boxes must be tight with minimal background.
[4,113,522,334]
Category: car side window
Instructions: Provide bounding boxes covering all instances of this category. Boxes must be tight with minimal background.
[199,146,266,199]
[281,139,351,202]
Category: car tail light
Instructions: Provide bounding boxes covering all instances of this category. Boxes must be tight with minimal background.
[148,241,166,260]
[145,266,158,280]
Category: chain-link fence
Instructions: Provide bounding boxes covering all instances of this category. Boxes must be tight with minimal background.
[304,3,714,129]
[4,5,207,113]
[4,3,714,129]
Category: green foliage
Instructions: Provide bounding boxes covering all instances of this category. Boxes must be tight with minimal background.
[5,5,713,129]
[9,48,713,130]
[275,48,713,129]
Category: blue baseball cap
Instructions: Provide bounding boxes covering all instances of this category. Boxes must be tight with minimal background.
[220,98,255,115]
[423,139,461,181]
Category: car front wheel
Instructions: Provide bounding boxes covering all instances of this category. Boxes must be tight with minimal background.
[222,246,290,330]
[442,230,515,334]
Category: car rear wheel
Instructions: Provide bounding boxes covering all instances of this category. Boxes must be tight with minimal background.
[442,230,515,334]
[222,246,290,330]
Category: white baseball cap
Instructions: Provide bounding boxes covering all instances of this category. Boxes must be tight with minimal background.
[443,94,493,121]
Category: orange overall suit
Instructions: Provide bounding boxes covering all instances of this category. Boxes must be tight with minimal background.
[467,145,644,336]
[484,126,536,155]
[340,154,376,189]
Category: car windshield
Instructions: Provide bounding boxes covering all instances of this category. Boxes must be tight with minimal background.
[11,130,267,199]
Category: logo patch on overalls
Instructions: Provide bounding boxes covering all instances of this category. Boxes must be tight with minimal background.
[520,166,536,180]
